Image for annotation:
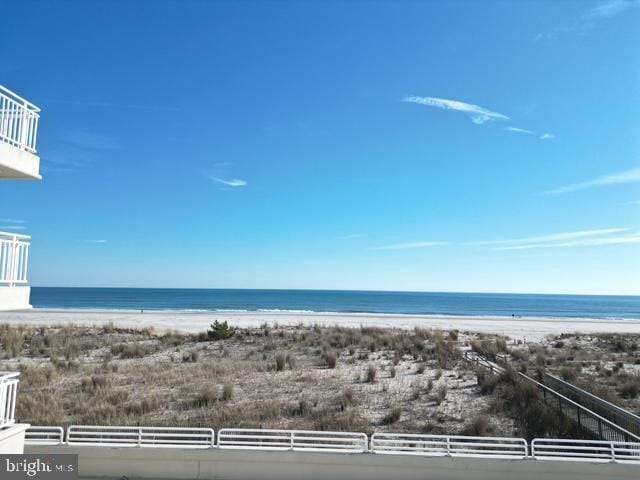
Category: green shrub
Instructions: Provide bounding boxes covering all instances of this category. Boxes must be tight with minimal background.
[207,320,235,341]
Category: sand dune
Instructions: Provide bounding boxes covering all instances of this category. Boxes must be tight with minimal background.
[1,309,639,341]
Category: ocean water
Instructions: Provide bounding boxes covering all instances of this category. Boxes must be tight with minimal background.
[29,287,640,320]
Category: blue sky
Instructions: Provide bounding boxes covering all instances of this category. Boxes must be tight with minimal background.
[1,0,639,295]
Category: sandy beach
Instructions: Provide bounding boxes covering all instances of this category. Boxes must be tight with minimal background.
[1,309,639,341]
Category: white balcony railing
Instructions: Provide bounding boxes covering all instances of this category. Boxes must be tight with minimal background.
[0,231,30,287]
[0,85,40,154]
[0,372,20,429]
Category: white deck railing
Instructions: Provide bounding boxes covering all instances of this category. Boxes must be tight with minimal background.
[66,426,215,448]
[24,426,640,465]
[218,428,368,453]
[531,438,640,463]
[0,85,40,154]
[0,231,30,287]
[370,433,528,458]
[0,372,20,429]
[23,426,64,445]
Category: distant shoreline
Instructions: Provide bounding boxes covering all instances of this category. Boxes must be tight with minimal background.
[2,308,640,341]
[23,307,640,322]
[29,287,640,321]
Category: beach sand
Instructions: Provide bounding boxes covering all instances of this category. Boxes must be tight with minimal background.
[1,309,639,341]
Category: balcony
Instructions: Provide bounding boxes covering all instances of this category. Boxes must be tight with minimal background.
[0,231,32,310]
[0,372,27,454]
[0,372,19,429]
[0,85,41,180]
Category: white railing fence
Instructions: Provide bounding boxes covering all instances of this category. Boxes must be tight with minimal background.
[0,372,20,428]
[66,426,215,448]
[24,426,64,445]
[531,438,640,463]
[218,429,368,453]
[0,85,40,154]
[22,426,640,465]
[370,433,528,459]
[0,232,30,287]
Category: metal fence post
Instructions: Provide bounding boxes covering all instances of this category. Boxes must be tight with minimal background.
[610,442,615,463]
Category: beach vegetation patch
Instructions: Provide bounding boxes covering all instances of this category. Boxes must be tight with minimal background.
[207,320,236,341]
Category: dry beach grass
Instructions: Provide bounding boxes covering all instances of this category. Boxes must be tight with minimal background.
[0,321,638,439]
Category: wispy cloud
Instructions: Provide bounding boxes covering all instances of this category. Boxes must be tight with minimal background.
[470,227,640,251]
[472,228,630,247]
[588,0,639,19]
[535,0,639,41]
[403,96,551,139]
[0,225,27,230]
[209,176,248,188]
[369,228,638,253]
[85,239,108,244]
[370,241,447,251]
[507,126,554,140]
[0,219,27,231]
[506,127,533,135]
[0,218,25,224]
[402,96,509,125]
[495,234,640,251]
[544,168,640,194]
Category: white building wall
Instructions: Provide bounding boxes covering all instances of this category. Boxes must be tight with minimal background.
[0,286,31,311]
[0,424,29,454]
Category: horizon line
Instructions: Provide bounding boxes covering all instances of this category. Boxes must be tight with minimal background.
[30,285,640,298]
